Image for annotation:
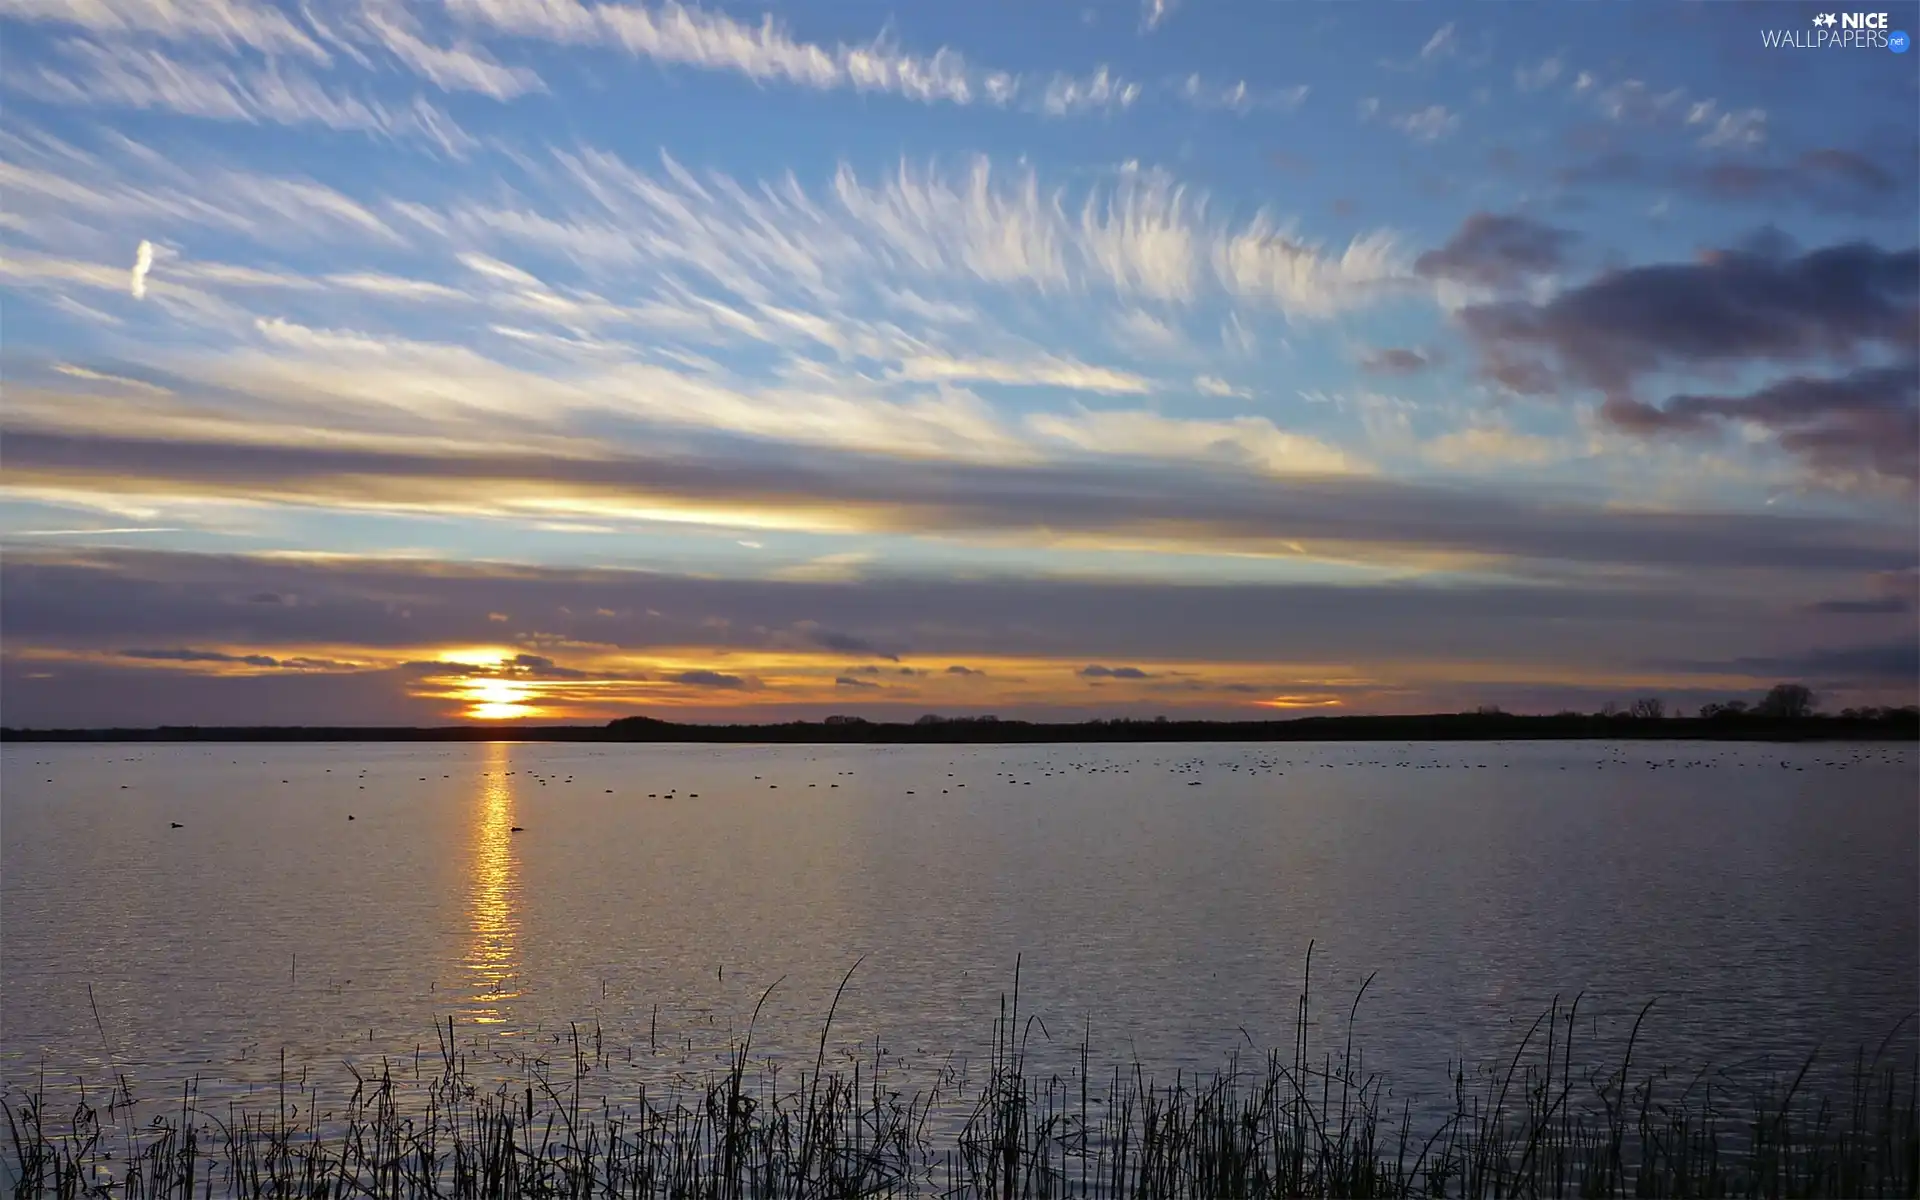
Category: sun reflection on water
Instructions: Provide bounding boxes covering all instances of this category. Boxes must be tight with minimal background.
[464,742,520,1024]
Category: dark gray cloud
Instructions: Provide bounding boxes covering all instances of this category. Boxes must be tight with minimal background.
[1603,363,1918,481]
[1356,346,1438,375]
[3,660,445,727]
[1558,145,1919,218]
[3,429,1912,575]
[668,669,756,689]
[1808,567,1919,614]
[507,653,599,681]
[807,628,901,661]
[6,548,1911,673]
[184,650,610,679]
[4,548,1916,726]
[945,664,983,675]
[834,675,880,689]
[1460,238,1918,399]
[1810,596,1910,615]
[1459,236,1919,481]
[1701,640,1920,682]
[1695,148,1914,216]
[121,647,279,667]
[1415,213,1578,288]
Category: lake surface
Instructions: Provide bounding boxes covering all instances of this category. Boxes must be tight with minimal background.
[3,740,1915,1132]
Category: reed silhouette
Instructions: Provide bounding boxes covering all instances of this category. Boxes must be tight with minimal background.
[6,952,1914,1198]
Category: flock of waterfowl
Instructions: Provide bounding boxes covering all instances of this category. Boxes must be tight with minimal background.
[9,742,1911,835]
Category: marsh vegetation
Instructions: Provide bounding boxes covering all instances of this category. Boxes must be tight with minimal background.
[7,956,1914,1198]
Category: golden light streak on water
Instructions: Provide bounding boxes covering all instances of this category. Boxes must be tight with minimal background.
[463,741,521,1025]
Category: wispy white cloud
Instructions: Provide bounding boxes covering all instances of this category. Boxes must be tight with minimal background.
[1,247,250,327]
[2,248,154,292]
[1570,69,1768,152]
[446,0,1170,117]
[171,260,318,288]
[1212,221,1410,318]
[833,157,1408,316]
[2,0,1296,152]
[448,0,1018,107]
[1390,104,1459,142]
[462,151,1408,322]
[895,352,1152,394]
[831,159,1069,288]
[1515,55,1562,91]
[1112,308,1187,353]
[1424,423,1567,469]
[0,136,411,265]
[6,526,184,536]
[0,126,1411,506]
[23,319,1383,494]
[1039,67,1140,116]
[877,286,976,325]
[1194,374,1251,399]
[1,0,540,104]
[1025,408,1364,475]
[353,1,545,98]
[17,40,475,154]
[1221,312,1256,356]
[54,363,171,394]
[1076,168,1201,300]
[50,295,126,325]
[0,0,331,61]
[129,237,152,297]
[1582,75,1686,123]
[3,130,1413,431]
[1176,76,1307,114]
[325,271,467,302]
[217,172,404,242]
[184,317,1045,464]
[1686,100,1767,149]
[1419,22,1457,61]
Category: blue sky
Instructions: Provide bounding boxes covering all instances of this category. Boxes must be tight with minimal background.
[1,0,1916,724]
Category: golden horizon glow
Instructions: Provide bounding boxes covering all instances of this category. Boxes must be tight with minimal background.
[6,644,1863,721]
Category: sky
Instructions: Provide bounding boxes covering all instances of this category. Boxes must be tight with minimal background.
[1,0,1916,726]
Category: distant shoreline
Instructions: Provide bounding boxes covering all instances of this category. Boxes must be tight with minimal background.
[4,711,1916,743]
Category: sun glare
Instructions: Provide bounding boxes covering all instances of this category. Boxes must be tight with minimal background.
[462,677,541,720]
[438,646,516,667]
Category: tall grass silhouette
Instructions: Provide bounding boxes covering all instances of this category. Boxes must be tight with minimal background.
[7,951,1914,1198]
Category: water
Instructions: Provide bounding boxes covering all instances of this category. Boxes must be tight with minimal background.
[3,740,1915,1132]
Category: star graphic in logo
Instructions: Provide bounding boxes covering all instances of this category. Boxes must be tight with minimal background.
[1812,12,1837,26]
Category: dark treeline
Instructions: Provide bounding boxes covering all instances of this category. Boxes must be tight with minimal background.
[6,696,1916,744]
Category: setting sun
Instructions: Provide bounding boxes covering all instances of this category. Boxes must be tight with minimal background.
[462,678,542,721]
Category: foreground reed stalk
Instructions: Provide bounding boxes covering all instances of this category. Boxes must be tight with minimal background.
[6,955,1915,1198]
